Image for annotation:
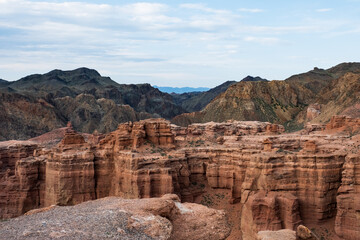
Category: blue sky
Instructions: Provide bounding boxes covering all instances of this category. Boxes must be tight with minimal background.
[0,0,359,87]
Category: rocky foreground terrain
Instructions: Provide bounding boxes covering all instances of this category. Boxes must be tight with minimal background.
[0,194,230,240]
[0,116,359,239]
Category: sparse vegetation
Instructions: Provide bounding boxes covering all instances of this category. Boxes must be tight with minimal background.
[215,193,225,199]
[201,194,214,207]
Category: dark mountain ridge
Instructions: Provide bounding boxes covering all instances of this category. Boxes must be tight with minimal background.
[241,76,268,82]
[0,68,186,140]
[2,68,185,118]
[0,78,9,87]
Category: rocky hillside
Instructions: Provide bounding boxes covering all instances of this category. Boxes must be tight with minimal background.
[0,68,239,140]
[0,68,185,140]
[0,78,9,86]
[5,68,185,118]
[171,80,236,112]
[172,62,360,130]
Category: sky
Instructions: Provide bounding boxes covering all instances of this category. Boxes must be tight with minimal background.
[0,0,359,87]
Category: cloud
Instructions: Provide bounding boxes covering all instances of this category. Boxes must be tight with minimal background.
[316,8,332,12]
[179,3,229,14]
[238,8,264,13]
[178,3,240,31]
[0,0,356,86]
[244,36,280,45]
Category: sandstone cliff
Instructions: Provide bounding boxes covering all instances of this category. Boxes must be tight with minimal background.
[1,117,359,239]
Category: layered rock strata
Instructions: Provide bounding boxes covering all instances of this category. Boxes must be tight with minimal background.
[0,117,359,239]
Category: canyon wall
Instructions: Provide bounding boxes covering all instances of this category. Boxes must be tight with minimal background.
[1,117,359,239]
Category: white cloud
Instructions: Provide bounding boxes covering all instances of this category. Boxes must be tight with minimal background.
[238,8,264,13]
[316,8,332,12]
[244,36,280,45]
[179,3,229,14]
[0,0,356,86]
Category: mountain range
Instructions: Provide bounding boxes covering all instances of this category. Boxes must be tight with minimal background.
[172,62,360,130]
[1,62,359,140]
[153,86,210,94]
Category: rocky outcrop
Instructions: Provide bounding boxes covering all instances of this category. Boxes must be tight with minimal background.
[241,191,301,239]
[325,115,360,133]
[306,103,321,121]
[0,194,231,240]
[44,130,95,206]
[0,118,359,239]
[257,225,319,240]
[0,141,39,218]
[257,229,296,240]
[335,154,360,239]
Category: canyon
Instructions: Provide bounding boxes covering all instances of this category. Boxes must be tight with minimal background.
[1,116,359,239]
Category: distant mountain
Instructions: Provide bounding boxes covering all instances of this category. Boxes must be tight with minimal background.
[154,86,210,94]
[171,81,237,112]
[4,68,186,118]
[2,62,359,139]
[241,76,268,82]
[0,68,186,140]
[172,62,360,131]
[0,78,9,87]
[170,77,266,113]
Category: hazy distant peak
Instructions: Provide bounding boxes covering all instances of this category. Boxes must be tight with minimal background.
[241,76,268,82]
[154,86,210,94]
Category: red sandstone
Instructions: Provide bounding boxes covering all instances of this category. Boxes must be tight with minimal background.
[0,116,359,239]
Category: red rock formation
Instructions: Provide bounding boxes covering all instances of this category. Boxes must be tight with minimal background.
[60,125,86,145]
[263,139,273,152]
[0,141,39,218]
[99,118,174,151]
[303,140,317,153]
[306,103,321,121]
[241,191,301,239]
[335,154,360,239]
[44,144,95,206]
[325,115,360,132]
[0,118,359,240]
[304,123,326,133]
